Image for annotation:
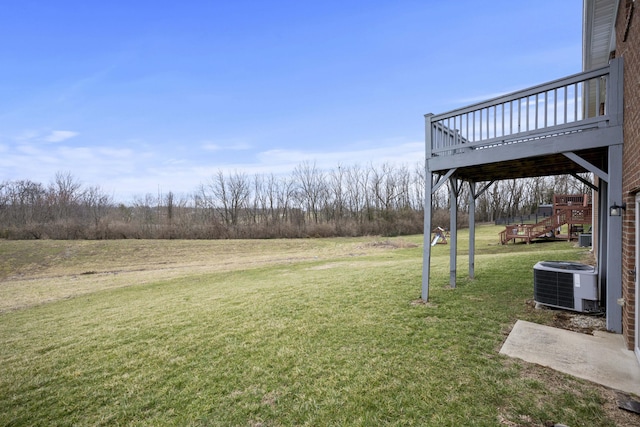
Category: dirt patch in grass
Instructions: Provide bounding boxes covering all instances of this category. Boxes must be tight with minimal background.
[410,298,437,308]
[363,239,419,249]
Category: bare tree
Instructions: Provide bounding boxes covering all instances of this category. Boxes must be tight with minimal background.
[293,161,326,224]
[264,173,280,225]
[328,165,346,224]
[212,170,230,225]
[371,162,406,218]
[228,171,250,226]
[344,164,369,223]
[412,162,426,212]
[48,172,83,221]
[277,175,295,225]
[83,185,113,229]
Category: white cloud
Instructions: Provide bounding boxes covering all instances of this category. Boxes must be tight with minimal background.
[15,130,41,141]
[201,140,251,152]
[255,141,424,170]
[44,130,79,143]
[1,134,425,203]
[453,91,511,106]
[201,143,221,151]
[97,147,135,159]
[189,139,424,184]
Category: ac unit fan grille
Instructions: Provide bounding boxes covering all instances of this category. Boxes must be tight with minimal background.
[534,270,574,309]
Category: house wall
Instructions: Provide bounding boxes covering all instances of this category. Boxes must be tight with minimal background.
[616,0,640,350]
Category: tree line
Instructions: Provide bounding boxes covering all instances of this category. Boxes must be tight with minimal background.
[0,164,592,240]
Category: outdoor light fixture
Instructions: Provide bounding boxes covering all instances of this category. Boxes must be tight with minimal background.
[609,203,626,217]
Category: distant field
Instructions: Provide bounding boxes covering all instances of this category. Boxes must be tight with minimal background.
[1,225,634,426]
[0,237,400,313]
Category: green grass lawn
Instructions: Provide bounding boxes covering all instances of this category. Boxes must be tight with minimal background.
[0,226,623,426]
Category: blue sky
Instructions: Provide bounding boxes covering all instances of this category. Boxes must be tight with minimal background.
[0,0,583,201]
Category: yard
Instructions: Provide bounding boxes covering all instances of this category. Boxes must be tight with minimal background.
[0,225,635,426]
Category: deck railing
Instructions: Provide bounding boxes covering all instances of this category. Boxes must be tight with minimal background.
[428,64,612,157]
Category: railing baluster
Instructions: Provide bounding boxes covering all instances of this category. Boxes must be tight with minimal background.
[463,115,466,142]
[487,107,490,139]
[553,88,558,126]
[433,122,437,150]
[446,117,451,147]
[544,91,548,128]
[472,111,476,142]
[484,108,488,140]
[485,108,488,140]
[533,93,539,129]
[501,103,505,137]
[465,113,469,142]
[512,101,515,135]
[563,85,568,124]
[451,116,456,147]
[603,76,608,115]
[585,80,590,118]
[434,122,438,149]
[453,116,458,145]
[451,117,454,146]
[595,77,601,117]
[574,83,579,121]
[524,96,531,132]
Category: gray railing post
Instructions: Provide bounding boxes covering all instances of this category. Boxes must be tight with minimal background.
[425,113,434,159]
[607,57,623,127]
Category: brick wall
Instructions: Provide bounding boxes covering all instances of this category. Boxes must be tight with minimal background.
[616,0,640,350]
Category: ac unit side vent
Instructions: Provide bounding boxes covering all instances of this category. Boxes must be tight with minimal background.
[533,270,575,309]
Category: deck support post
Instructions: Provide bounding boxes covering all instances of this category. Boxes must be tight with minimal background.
[605,143,624,333]
[449,177,462,288]
[598,182,609,316]
[422,168,433,301]
[603,57,623,333]
[469,181,476,279]
[422,113,435,301]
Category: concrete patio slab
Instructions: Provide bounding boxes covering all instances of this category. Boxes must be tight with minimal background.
[500,320,640,396]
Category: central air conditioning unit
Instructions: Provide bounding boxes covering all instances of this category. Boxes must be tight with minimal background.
[533,261,599,313]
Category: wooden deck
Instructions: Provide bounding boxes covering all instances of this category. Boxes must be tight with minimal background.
[500,194,592,244]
